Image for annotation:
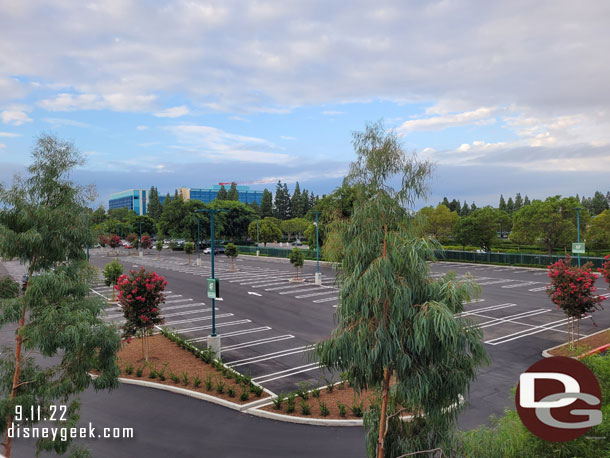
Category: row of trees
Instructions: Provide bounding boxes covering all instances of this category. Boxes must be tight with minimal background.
[418,196,610,254]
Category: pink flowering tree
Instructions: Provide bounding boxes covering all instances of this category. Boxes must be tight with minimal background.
[141,234,153,250]
[115,268,167,361]
[547,255,605,347]
[599,254,610,285]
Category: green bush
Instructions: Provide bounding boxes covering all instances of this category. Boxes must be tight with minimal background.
[0,276,19,299]
[319,401,330,417]
[286,393,296,413]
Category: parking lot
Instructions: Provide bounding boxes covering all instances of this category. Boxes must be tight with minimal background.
[89,251,610,424]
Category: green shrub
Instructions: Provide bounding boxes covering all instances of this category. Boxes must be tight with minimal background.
[216,379,225,394]
[135,366,144,377]
[204,375,213,391]
[324,376,335,392]
[158,363,167,381]
[312,387,321,398]
[181,371,189,386]
[272,392,285,410]
[0,276,19,299]
[286,393,296,413]
[193,376,202,388]
[319,401,329,417]
[148,367,158,379]
[337,402,347,418]
[123,364,134,375]
[170,371,180,384]
[350,400,363,417]
[251,384,263,397]
[240,386,250,402]
[227,387,236,398]
[296,382,310,399]
[300,399,310,415]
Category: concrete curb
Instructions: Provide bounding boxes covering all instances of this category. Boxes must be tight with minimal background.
[117,377,245,411]
[239,253,337,269]
[438,260,546,271]
[244,406,366,426]
[541,327,610,358]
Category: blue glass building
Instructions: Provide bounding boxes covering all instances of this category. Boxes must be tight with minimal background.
[179,185,263,205]
[108,189,147,215]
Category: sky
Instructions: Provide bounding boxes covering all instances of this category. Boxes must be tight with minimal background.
[1,1,609,209]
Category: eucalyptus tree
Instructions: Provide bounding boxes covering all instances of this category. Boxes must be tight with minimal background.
[316,122,488,458]
[0,135,121,457]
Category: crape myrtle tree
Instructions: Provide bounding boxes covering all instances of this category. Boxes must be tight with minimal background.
[155,240,163,259]
[547,256,605,347]
[288,248,304,280]
[315,121,488,458]
[103,259,123,300]
[225,243,238,272]
[0,135,121,457]
[116,268,166,361]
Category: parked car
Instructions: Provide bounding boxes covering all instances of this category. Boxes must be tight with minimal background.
[203,246,225,255]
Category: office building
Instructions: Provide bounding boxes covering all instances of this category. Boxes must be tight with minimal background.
[179,185,263,205]
[108,189,147,215]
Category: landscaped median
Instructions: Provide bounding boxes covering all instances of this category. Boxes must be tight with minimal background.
[100,328,397,425]
[542,327,610,359]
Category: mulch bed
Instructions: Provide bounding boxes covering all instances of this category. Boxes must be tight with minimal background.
[116,334,268,404]
[548,329,610,357]
[260,383,378,419]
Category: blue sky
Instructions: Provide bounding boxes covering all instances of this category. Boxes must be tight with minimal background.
[1,1,609,209]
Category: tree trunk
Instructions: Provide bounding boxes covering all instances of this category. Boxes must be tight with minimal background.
[377,368,391,458]
[4,268,31,458]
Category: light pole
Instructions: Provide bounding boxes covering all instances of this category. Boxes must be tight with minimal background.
[256,218,260,256]
[577,207,581,267]
[313,211,321,285]
[196,216,205,266]
[196,208,227,357]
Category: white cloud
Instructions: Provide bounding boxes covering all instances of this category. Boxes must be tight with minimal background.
[0,143,6,148]
[136,125,149,130]
[397,107,496,133]
[166,124,290,164]
[38,92,156,112]
[280,135,296,140]
[0,131,20,137]
[322,110,344,116]
[1,105,32,125]
[42,117,91,128]
[154,105,190,118]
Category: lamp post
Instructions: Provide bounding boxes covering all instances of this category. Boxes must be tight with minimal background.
[313,211,321,285]
[196,216,205,266]
[577,207,581,267]
[256,218,260,256]
[196,208,228,357]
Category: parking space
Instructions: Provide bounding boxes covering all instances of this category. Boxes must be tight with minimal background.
[90,253,610,404]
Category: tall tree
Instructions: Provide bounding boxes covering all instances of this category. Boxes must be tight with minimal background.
[147,186,162,221]
[589,191,609,215]
[524,195,531,206]
[514,193,523,210]
[460,201,470,216]
[260,188,273,218]
[301,189,310,215]
[441,196,450,208]
[506,196,514,213]
[418,204,459,240]
[273,181,291,220]
[0,135,120,457]
[290,182,303,218]
[91,205,108,225]
[316,121,487,457]
[471,201,477,211]
[587,210,610,251]
[453,207,499,251]
[249,201,262,216]
[499,194,507,212]
[226,182,239,201]
[216,185,228,201]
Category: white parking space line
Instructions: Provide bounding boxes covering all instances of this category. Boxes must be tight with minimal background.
[529,286,548,292]
[165,313,233,326]
[473,309,550,328]
[164,298,193,304]
[162,308,214,318]
[222,335,295,352]
[227,347,314,368]
[219,326,272,338]
[264,284,311,291]
[502,281,539,289]
[236,274,296,284]
[161,302,208,311]
[184,320,253,337]
[253,363,321,384]
[279,287,322,295]
[477,279,515,286]
[456,303,517,318]
[251,281,293,288]
[486,316,592,345]
[313,297,339,303]
[295,290,338,299]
